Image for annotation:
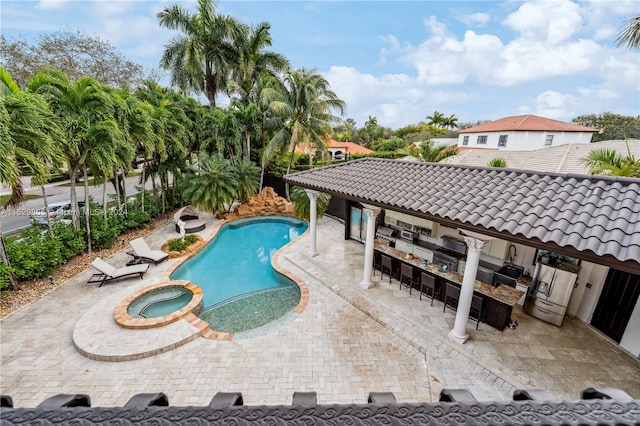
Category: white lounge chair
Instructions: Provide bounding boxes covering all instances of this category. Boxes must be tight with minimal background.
[128,238,169,265]
[88,257,149,287]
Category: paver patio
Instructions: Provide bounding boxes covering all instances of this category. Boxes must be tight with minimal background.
[1,215,638,407]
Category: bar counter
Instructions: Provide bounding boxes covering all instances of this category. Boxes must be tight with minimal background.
[375,240,525,330]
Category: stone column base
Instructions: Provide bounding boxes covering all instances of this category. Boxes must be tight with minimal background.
[448,330,469,344]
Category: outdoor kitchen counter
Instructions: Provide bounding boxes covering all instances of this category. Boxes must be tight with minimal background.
[375,240,524,307]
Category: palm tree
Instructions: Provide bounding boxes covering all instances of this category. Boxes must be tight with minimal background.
[262,68,345,198]
[0,67,63,290]
[183,153,237,213]
[580,144,640,177]
[29,69,119,232]
[426,110,445,127]
[233,158,260,202]
[290,186,331,220]
[417,139,458,162]
[442,114,459,130]
[0,67,63,207]
[487,157,508,168]
[616,15,640,49]
[157,0,246,108]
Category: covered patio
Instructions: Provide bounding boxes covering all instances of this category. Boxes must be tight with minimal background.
[285,158,640,347]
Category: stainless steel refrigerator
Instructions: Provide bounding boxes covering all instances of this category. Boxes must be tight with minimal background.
[524,263,579,326]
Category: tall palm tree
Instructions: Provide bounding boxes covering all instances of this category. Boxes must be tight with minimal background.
[29,69,121,233]
[426,110,445,127]
[262,68,345,197]
[183,153,237,213]
[0,67,63,290]
[157,0,246,108]
[226,22,288,160]
[0,67,62,207]
[417,139,458,162]
[616,15,640,49]
[442,114,459,130]
[580,144,640,177]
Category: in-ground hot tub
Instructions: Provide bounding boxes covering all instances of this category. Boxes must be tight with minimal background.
[114,281,203,329]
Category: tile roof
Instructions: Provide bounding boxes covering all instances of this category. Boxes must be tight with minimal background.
[285,158,640,269]
[295,139,373,155]
[458,115,598,133]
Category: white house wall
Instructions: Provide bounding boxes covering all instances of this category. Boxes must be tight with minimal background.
[457,131,593,151]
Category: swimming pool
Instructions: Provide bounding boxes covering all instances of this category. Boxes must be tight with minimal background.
[170,216,307,333]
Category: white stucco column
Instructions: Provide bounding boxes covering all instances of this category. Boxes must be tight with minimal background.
[305,189,320,257]
[448,236,488,344]
[359,205,381,289]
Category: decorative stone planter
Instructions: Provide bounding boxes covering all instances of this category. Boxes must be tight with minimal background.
[161,235,206,259]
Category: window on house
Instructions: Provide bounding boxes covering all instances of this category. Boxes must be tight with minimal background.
[462,136,469,146]
[498,135,508,147]
[545,135,554,146]
[477,135,487,145]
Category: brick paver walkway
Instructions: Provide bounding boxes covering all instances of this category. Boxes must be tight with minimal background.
[1,215,638,407]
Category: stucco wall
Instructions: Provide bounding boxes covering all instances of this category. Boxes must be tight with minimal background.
[457,131,593,151]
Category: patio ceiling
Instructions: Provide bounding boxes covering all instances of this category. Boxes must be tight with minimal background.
[284,158,640,275]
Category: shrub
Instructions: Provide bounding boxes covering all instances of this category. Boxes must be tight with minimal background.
[5,228,64,280]
[0,263,12,291]
[52,222,86,259]
[167,234,198,252]
[88,214,119,250]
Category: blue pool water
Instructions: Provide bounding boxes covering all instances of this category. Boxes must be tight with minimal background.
[170,216,307,308]
[128,287,193,318]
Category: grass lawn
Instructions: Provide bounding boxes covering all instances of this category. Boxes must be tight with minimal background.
[0,194,41,204]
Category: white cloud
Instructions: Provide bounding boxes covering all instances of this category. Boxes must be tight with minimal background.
[323,66,476,128]
[458,12,490,27]
[36,0,70,10]
[502,0,583,45]
[530,90,578,119]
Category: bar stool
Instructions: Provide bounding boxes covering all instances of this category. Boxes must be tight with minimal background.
[419,272,439,305]
[373,251,382,277]
[469,295,484,329]
[399,263,416,293]
[443,283,460,313]
[380,254,395,283]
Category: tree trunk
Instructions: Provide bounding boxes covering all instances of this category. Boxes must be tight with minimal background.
[0,221,21,291]
[83,164,92,254]
[69,164,80,231]
[102,178,107,220]
[243,131,251,160]
[121,168,128,215]
[151,171,158,203]
[114,169,121,211]
[140,157,146,212]
[42,186,53,235]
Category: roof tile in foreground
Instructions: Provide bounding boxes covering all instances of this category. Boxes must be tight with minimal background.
[284,158,640,264]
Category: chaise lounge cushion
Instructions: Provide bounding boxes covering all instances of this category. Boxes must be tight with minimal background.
[89,258,149,286]
[129,238,169,264]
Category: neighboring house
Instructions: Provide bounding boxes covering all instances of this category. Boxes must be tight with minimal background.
[458,115,598,151]
[442,139,640,174]
[295,139,373,160]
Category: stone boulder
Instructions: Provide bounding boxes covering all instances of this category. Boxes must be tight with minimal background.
[225,187,293,220]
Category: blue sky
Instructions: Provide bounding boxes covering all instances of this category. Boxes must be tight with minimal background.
[2,0,639,129]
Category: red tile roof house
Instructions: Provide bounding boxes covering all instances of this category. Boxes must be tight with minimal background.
[295,139,373,160]
[458,115,598,151]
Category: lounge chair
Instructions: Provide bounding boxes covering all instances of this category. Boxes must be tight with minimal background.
[88,257,149,287]
[174,205,206,234]
[127,238,169,265]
